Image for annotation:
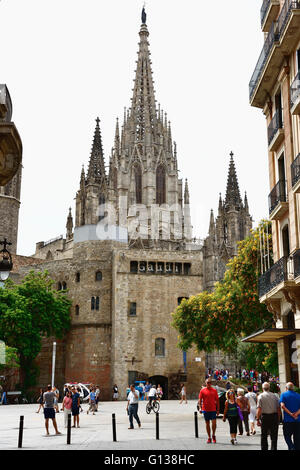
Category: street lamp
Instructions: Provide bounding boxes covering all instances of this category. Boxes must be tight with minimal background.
[0,239,13,281]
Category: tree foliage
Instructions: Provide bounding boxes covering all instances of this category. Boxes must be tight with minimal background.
[0,271,71,388]
[172,221,277,371]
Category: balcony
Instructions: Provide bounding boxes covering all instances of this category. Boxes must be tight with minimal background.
[258,256,288,298]
[277,0,300,55]
[261,0,280,32]
[268,179,288,219]
[291,153,300,191]
[249,21,280,108]
[267,110,284,151]
[293,249,300,280]
[291,71,300,114]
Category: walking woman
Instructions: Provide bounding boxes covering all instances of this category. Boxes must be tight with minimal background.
[237,389,250,436]
[179,384,187,404]
[245,385,257,435]
[61,391,72,427]
[36,388,44,413]
[223,389,239,445]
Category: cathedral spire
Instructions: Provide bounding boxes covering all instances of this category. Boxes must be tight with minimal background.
[86,117,106,184]
[209,209,216,236]
[225,151,242,209]
[184,178,190,205]
[66,207,73,241]
[130,12,157,143]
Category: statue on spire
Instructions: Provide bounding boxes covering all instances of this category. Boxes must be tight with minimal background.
[141,5,146,24]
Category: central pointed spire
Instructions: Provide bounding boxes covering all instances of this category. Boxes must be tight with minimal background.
[225,151,242,209]
[87,117,106,184]
[129,9,157,143]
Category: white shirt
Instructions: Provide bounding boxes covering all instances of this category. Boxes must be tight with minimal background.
[127,390,139,404]
[149,387,157,397]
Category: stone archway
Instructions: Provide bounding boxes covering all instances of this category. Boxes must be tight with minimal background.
[148,375,168,399]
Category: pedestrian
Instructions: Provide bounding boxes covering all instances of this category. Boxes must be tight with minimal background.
[256,381,281,451]
[95,385,100,410]
[36,388,44,413]
[126,384,141,429]
[198,378,219,444]
[87,387,96,415]
[71,386,81,428]
[112,384,119,401]
[61,391,72,428]
[157,384,163,402]
[279,382,300,450]
[223,389,239,445]
[245,385,257,435]
[144,381,151,400]
[52,386,59,413]
[179,383,187,404]
[237,388,250,436]
[43,384,61,436]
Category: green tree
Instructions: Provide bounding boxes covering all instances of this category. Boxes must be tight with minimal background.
[0,271,71,390]
[172,221,278,373]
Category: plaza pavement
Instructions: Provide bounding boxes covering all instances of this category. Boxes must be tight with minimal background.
[0,400,288,451]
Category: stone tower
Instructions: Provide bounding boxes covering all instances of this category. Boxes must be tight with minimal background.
[0,166,22,254]
[75,19,192,247]
[203,152,252,291]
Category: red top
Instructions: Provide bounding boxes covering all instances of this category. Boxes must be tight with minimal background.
[199,387,219,412]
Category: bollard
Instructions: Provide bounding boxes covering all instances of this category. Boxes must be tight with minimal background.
[156,412,159,440]
[194,411,199,438]
[18,415,24,449]
[112,413,117,442]
[67,413,71,444]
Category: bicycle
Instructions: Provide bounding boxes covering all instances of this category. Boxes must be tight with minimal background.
[146,399,160,414]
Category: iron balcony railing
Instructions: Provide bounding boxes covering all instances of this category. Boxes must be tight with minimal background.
[293,249,300,278]
[291,71,300,109]
[267,109,283,145]
[291,153,300,187]
[258,256,288,297]
[268,179,287,214]
[277,0,300,36]
[249,21,279,100]
[261,0,271,27]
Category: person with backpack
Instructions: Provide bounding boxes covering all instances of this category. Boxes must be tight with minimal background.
[223,389,240,445]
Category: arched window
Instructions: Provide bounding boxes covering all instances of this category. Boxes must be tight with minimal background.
[95,271,102,281]
[75,305,80,316]
[155,338,165,357]
[95,296,100,311]
[134,164,142,204]
[156,165,166,205]
[75,272,80,283]
[57,282,62,291]
[62,282,67,290]
[91,297,95,311]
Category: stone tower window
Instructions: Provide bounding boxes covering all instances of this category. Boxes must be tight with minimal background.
[75,272,80,282]
[134,164,142,204]
[129,302,137,316]
[91,297,95,310]
[156,164,166,205]
[62,282,67,290]
[95,296,100,311]
[155,338,165,357]
[57,282,62,291]
[95,271,102,281]
[75,305,80,316]
[91,296,100,311]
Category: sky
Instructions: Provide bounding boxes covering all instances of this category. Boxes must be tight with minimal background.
[1,0,269,256]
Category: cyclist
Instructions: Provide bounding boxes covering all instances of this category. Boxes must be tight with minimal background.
[148,385,157,407]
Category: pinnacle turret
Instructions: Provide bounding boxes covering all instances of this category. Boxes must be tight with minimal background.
[225,151,242,209]
[86,117,106,184]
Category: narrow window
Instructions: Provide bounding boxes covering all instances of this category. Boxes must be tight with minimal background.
[95,296,100,311]
[156,165,166,205]
[57,282,62,291]
[95,271,102,281]
[155,338,165,357]
[62,282,67,290]
[75,305,80,316]
[76,272,80,283]
[91,297,95,311]
[129,302,137,316]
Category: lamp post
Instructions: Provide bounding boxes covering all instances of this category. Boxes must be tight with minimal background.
[0,238,13,284]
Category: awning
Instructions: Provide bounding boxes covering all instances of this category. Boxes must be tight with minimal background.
[242,329,300,344]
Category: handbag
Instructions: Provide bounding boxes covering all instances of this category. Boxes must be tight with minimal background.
[237,404,244,421]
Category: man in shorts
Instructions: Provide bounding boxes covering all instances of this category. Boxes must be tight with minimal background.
[198,378,219,444]
[43,384,61,436]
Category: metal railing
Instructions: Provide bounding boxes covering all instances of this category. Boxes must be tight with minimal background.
[249,21,279,100]
[258,256,288,297]
[291,71,300,110]
[277,0,300,36]
[261,0,271,26]
[292,249,300,278]
[268,179,287,214]
[291,153,300,187]
[267,109,283,145]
